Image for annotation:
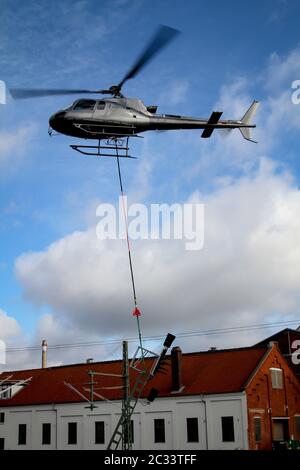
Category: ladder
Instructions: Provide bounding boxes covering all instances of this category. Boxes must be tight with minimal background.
[107,372,149,450]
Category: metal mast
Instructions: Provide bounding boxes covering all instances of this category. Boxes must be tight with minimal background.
[122,340,132,450]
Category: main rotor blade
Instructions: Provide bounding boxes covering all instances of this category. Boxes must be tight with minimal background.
[117,24,180,90]
[10,89,103,99]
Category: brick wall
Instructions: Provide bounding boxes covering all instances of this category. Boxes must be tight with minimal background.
[246,343,300,450]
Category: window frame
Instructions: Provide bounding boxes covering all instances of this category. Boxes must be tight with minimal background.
[97,101,106,110]
[73,99,96,111]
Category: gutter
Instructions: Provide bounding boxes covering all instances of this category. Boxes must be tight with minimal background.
[200,396,209,450]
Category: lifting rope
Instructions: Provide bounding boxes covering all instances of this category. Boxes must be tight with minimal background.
[115,147,143,352]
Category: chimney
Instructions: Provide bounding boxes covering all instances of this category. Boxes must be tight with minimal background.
[171,346,182,392]
[41,340,48,369]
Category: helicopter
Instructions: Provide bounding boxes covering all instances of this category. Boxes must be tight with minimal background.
[10,25,260,158]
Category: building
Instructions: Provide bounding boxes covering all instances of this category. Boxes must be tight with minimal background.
[0,341,300,450]
[255,327,300,380]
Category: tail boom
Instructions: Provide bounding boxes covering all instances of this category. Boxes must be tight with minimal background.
[199,100,260,143]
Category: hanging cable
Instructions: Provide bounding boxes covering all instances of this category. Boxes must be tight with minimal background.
[115,146,143,351]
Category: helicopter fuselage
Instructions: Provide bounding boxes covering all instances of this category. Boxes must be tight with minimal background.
[49,97,254,141]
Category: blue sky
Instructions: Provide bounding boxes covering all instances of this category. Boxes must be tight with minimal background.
[1,0,300,368]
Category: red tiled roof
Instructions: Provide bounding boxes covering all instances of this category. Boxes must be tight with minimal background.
[0,347,268,407]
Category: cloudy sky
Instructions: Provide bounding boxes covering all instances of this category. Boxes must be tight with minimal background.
[1,0,300,370]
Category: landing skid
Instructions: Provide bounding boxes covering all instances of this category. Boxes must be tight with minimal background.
[70,137,140,159]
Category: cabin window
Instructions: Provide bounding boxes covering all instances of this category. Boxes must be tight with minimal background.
[73,100,96,111]
[97,101,106,110]
[0,413,4,424]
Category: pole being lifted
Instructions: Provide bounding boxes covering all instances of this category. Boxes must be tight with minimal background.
[122,340,132,450]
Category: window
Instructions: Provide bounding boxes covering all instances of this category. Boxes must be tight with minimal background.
[97,101,106,110]
[124,420,134,444]
[221,416,235,442]
[18,424,27,445]
[68,422,77,445]
[270,368,283,389]
[0,413,4,424]
[42,423,51,445]
[73,100,95,111]
[186,417,199,442]
[154,419,165,443]
[95,421,105,444]
[0,385,11,400]
[273,420,289,441]
[254,417,261,442]
[0,438,4,450]
[295,416,300,437]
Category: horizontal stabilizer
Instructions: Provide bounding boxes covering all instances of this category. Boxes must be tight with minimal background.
[201,111,223,138]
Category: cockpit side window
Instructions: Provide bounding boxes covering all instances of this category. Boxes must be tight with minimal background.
[73,100,96,111]
[97,101,106,110]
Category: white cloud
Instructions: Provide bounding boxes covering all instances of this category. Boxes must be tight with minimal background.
[265,46,300,92]
[15,159,300,349]
[33,312,129,366]
[0,308,21,340]
[0,308,30,372]
[0,124,36,172]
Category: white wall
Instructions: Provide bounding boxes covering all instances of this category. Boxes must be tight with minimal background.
[206,397,248,449]
[0,392,248,450]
